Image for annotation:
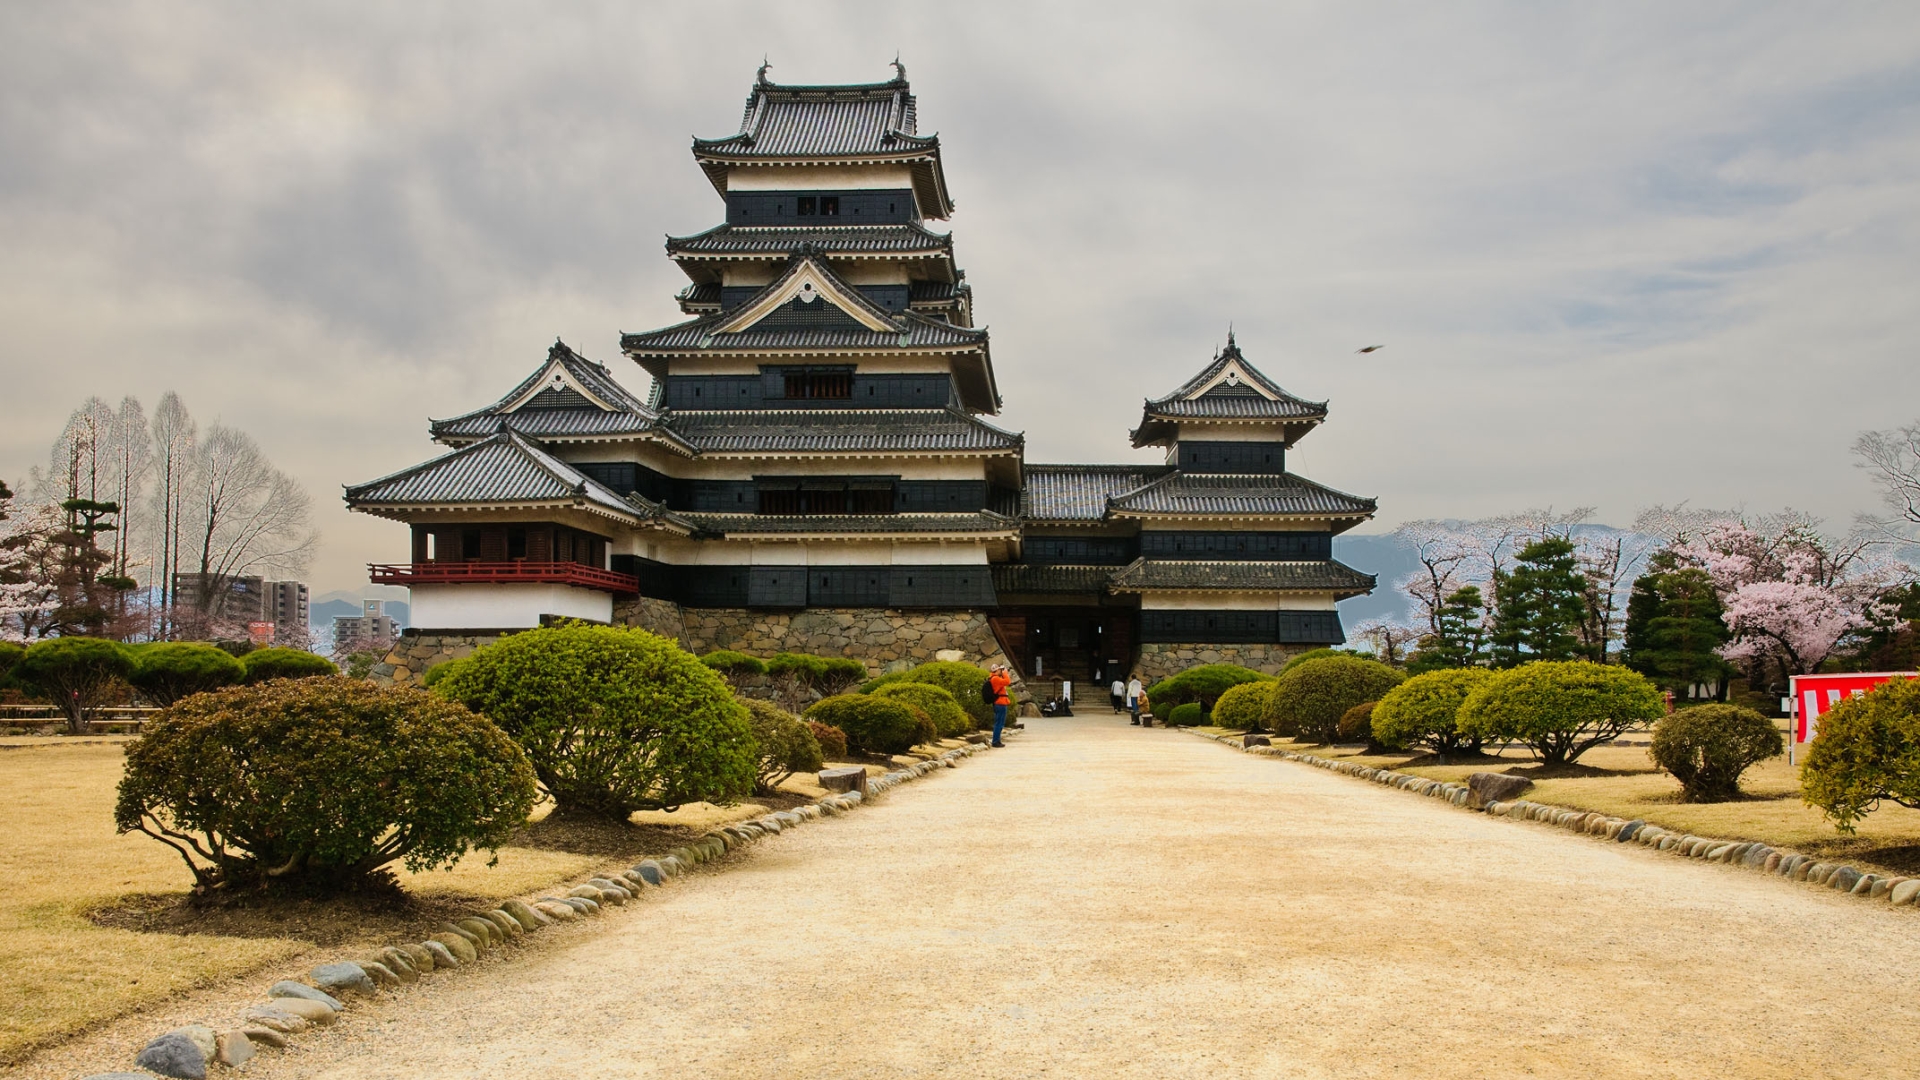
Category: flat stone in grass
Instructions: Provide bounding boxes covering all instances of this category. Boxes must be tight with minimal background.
[134,1032,207,1080]
[1890,879,1920,906]
[312,961,377,997]
[422,940,463,968]
[573,884,621,906]
[83,1074,155,1080]
[270,981,342,1010]
[258,996,337,1024]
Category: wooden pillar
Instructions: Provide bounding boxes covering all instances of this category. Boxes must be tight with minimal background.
[411,525,429,563]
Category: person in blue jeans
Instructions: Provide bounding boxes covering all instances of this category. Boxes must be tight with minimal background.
[988,663,1013,747]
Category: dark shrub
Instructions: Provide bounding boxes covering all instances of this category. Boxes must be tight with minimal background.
[861,661,993,727]
[15,637,134,733]
[115,678,537,896]
[805,693,926,756]
[1650,704,1783,802]
[767,652,868,694]
[741,698,824,795]
[0,641,25,682]
[240,647,337,683]
[1371,668,1494,755]
[702,649,767,676]
[1457,660,1663,766]
[1801,678,1920,831]
[1337,701,1379,743]
[435,624,756,820]
[872,681,972,737]
[806,719,849,760]
[420,658,464,687]
[1166,702,1205,727]
[1263,655,1404,743]
[129,642,245,706]
[1148,664,1272,711]
[1209,681,1274,731]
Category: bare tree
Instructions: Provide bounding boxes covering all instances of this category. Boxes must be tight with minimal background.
[103,397,150,582]
[149,393,197,635]
[1389,520,1479,635]
[1855,421,1920,550]
[1349,618,1420,666]
[31,398,115,505]
[184,425,318,614]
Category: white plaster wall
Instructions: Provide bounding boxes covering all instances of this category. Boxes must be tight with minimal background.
[1138,591,1338,611]
[890,542,989,564]
[1174,423,1301,442]
[726,164,915,190]
[411,583,612,629]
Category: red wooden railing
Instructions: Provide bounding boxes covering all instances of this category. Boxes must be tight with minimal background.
[368,561,639,595]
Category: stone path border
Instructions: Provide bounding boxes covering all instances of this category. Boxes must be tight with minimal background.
[88,742,989,1080]
[1186,730,1920,913]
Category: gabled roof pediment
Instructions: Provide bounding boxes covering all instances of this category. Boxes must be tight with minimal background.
[430,340,670,447]
[1132,333,1329,447]
[713,255,899,335]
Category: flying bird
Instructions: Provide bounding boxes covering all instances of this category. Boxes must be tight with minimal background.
[1355,345,1385,354]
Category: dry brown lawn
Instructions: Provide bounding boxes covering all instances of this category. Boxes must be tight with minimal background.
[1197,725,1920,877]
[0,735,938,1069]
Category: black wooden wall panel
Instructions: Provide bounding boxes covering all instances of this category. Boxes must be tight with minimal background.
[661,373,953,410]
[1023,536,1138,565]
[1137,609,1344,644]
[1136,531,1333,560]
[1174,441,1288,473]
[725,189,916,226]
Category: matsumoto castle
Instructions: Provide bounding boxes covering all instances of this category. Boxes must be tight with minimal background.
[346,66,1378,685]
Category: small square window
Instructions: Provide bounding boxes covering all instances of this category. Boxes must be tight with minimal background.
[797,196,816,215]
[819,196,839,215]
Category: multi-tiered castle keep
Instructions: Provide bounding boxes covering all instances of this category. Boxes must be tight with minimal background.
[346,66,1377,688]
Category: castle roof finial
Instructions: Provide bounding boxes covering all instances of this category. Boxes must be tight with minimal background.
[891,53,907,83]
[756,56,772,85]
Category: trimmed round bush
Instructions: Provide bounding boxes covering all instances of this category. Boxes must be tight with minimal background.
[805,693,927,756]
[1148,664,1272,711]
[14,637,134,732]
[115,678,537,895]
[420,658,465,688]
[741,698,824,795]
[806,719,849,760]
[1371,668,1495,755]
[434,624,756,820]
[1166,702,1205,727]
[1262,655,1404,743]
[1336,701,1379,743]
[862,661,994,727]
[1650,704,1783,802]
[1457,660,1663,766]
[872,681,972,737]
[1802,677,1920,832]
[1282,648,1343,673]
[0,641,25,682]
[1209,681,1275,731]
[766,652,869,696]
[240,647,338,683]
[701,649,766,676]
[129,642,245,706]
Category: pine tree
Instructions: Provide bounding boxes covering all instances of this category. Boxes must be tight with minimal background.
[1487,536,1587,668]
[1409,585,1486,672]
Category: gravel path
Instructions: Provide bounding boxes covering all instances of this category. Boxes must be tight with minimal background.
[244,717,1920,1079]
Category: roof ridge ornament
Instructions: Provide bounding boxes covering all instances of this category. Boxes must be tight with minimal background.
[757,57,772,86]
[891,55,906,84]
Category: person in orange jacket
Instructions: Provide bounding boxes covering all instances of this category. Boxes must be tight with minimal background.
[988,664,1013,747]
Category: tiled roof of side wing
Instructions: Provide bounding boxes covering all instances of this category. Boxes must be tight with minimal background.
[664,408,1022,453]
[1022,464,1171,521]
[621,310,984,352]
[1144,340,1327,418]
[430,340,663,437]
[435,410,663,440]
[679,511,1018,537]
[1107,472,1377,517]
[344,432,637,518]
[990,564,1117,594]
[1108,558,1377,594]
[693,77,933,159]
[665,223,954,257]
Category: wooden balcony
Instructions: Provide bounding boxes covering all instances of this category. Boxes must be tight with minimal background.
[368,561,639,595]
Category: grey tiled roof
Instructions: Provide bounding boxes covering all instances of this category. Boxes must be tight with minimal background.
[1108,558,1376,595]
[694,76,931,159]
[431,340,667,444]
[1145,338,1323,413]
[664,409,1022,454]
[666,223,953,258]
[990,564,1117,594]
[620,310,985,352]
[679,511,1019,538]
[1106,472,1376,518]
[345,432,639,519]
[1022,464,1169,521]
[1133,337,1327,446]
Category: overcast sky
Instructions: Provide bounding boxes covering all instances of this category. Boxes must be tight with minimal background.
[4,3,1919,597]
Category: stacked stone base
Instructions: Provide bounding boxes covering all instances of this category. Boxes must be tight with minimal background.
[1133,642,1313,680]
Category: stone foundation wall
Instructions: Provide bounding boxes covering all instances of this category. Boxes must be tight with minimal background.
[1134,642,1314,680]
[671,607,1013,674]
[373,632,504,687]
[612,596,691,646]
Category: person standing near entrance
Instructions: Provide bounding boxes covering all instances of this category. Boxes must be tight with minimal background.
[1127,674,1144,725]
[989,664,1013,747]
[1110,677,1125,714]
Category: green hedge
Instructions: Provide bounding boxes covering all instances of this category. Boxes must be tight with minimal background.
[1209,681,1275,731]
[14,637,134,732]
[1370,668,1494,754]
[434,624,756,820]
[129,642,245,706]
[862,661,993,727]
[240,647,337,683]
[1650,704,1782,803]
[1147,664,1272,711]
[701,649,767,676]
[1166,702,1205,727]
[1262,655,1403,743]
[741,698,824,795]
[804,694,928,756]
[1801,677,1920,831]
[116,678,536,895]
[1457,660,1663,766]
[766,652,869,695]
[871,681,973,737]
